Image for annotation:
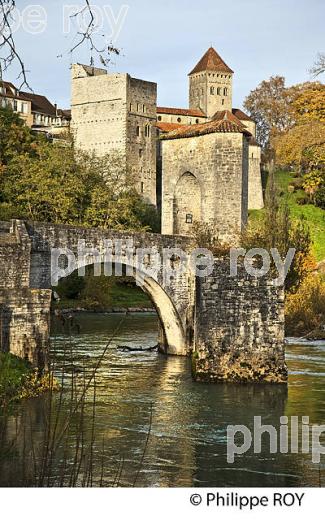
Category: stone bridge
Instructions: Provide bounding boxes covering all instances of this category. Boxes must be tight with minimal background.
[0,220,287,383]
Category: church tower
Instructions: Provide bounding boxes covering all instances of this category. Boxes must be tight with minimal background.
[189,47,234,118]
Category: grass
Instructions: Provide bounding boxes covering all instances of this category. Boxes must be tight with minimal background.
[0,352,57,407]
[249,170,325,262]
[0,353,32,406]
[55,278,153,311]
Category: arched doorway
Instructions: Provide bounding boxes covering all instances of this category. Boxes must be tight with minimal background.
[174,172,202,235]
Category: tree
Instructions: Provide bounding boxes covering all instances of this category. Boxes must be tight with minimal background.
[273,120,325,173]
[1,141,88,223]
[0,108,160,231]
[243,76,295,148]
[0,106,40,165]
[291,82,325,123]
[242,172,314,292]
[0,0,119,88]
[310,52,325,77]
[244,78,325,151]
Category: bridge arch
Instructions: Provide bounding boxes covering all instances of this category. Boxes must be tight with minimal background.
[60,258,187,357]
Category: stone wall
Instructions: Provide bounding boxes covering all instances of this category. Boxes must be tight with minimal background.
[0,221,52,366]
[157,112,207,125]
[71,64,128,157]
[0,221,30,289]
[248,144,264,210]
[126,76,157,205]
[194,258,287,383]
[0,289,52,368]
[161,132,248,242]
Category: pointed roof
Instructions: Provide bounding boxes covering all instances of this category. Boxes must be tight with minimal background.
[189,47,233,75]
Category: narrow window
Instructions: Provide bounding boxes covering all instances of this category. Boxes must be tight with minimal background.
[177,117,181,123]
[143,104,146,113]
[157,115,162,121]
[196,119,199,124]
[217,87,221,95]
[186,214,193,224]
[222,99,225,105]
[136,125,140,137]
[139,148,143,158]
[141,182,144,193]
[224,87,228,96]
[210,86,215,95]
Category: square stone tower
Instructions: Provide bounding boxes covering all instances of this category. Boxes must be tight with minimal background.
[71,64,157,206]
[189,47,233,117]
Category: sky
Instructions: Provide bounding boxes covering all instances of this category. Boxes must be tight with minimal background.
[4,0,325,110]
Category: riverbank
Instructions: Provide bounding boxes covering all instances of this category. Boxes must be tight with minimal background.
[53,302,155,313]
[54,276,155,313]
[0,353,58,408]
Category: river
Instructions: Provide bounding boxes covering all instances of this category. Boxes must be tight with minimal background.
[1,312,325,487]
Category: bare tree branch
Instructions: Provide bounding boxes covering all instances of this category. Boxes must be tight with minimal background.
[0,0,120,90]
[65,0,120,67]
[309,52,325,77]
[0,0,32,89]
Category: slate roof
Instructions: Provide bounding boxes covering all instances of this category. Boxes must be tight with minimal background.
[20,91,57,116]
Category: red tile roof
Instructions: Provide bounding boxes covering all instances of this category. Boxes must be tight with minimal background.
[157,106,205,117]
[212,110,246,128]
[160,117,251,140]
[189,47,234,75]
[156,122,184,133]
[232,108,255,122]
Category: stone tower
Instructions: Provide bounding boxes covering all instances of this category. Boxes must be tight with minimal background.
[189,47,233,117]
[71,64,157,206]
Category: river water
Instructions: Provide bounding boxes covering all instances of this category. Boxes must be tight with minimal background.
[1,312,325,487]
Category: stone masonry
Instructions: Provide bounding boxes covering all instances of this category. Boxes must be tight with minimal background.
[161,130,249,242]
[0,220,286,383]
[194,259,287,383]
[71,47,264,226]
[0,221,51,367]
[71,64,157,205]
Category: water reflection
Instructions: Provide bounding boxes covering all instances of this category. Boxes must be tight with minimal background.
[0,313,325,487]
